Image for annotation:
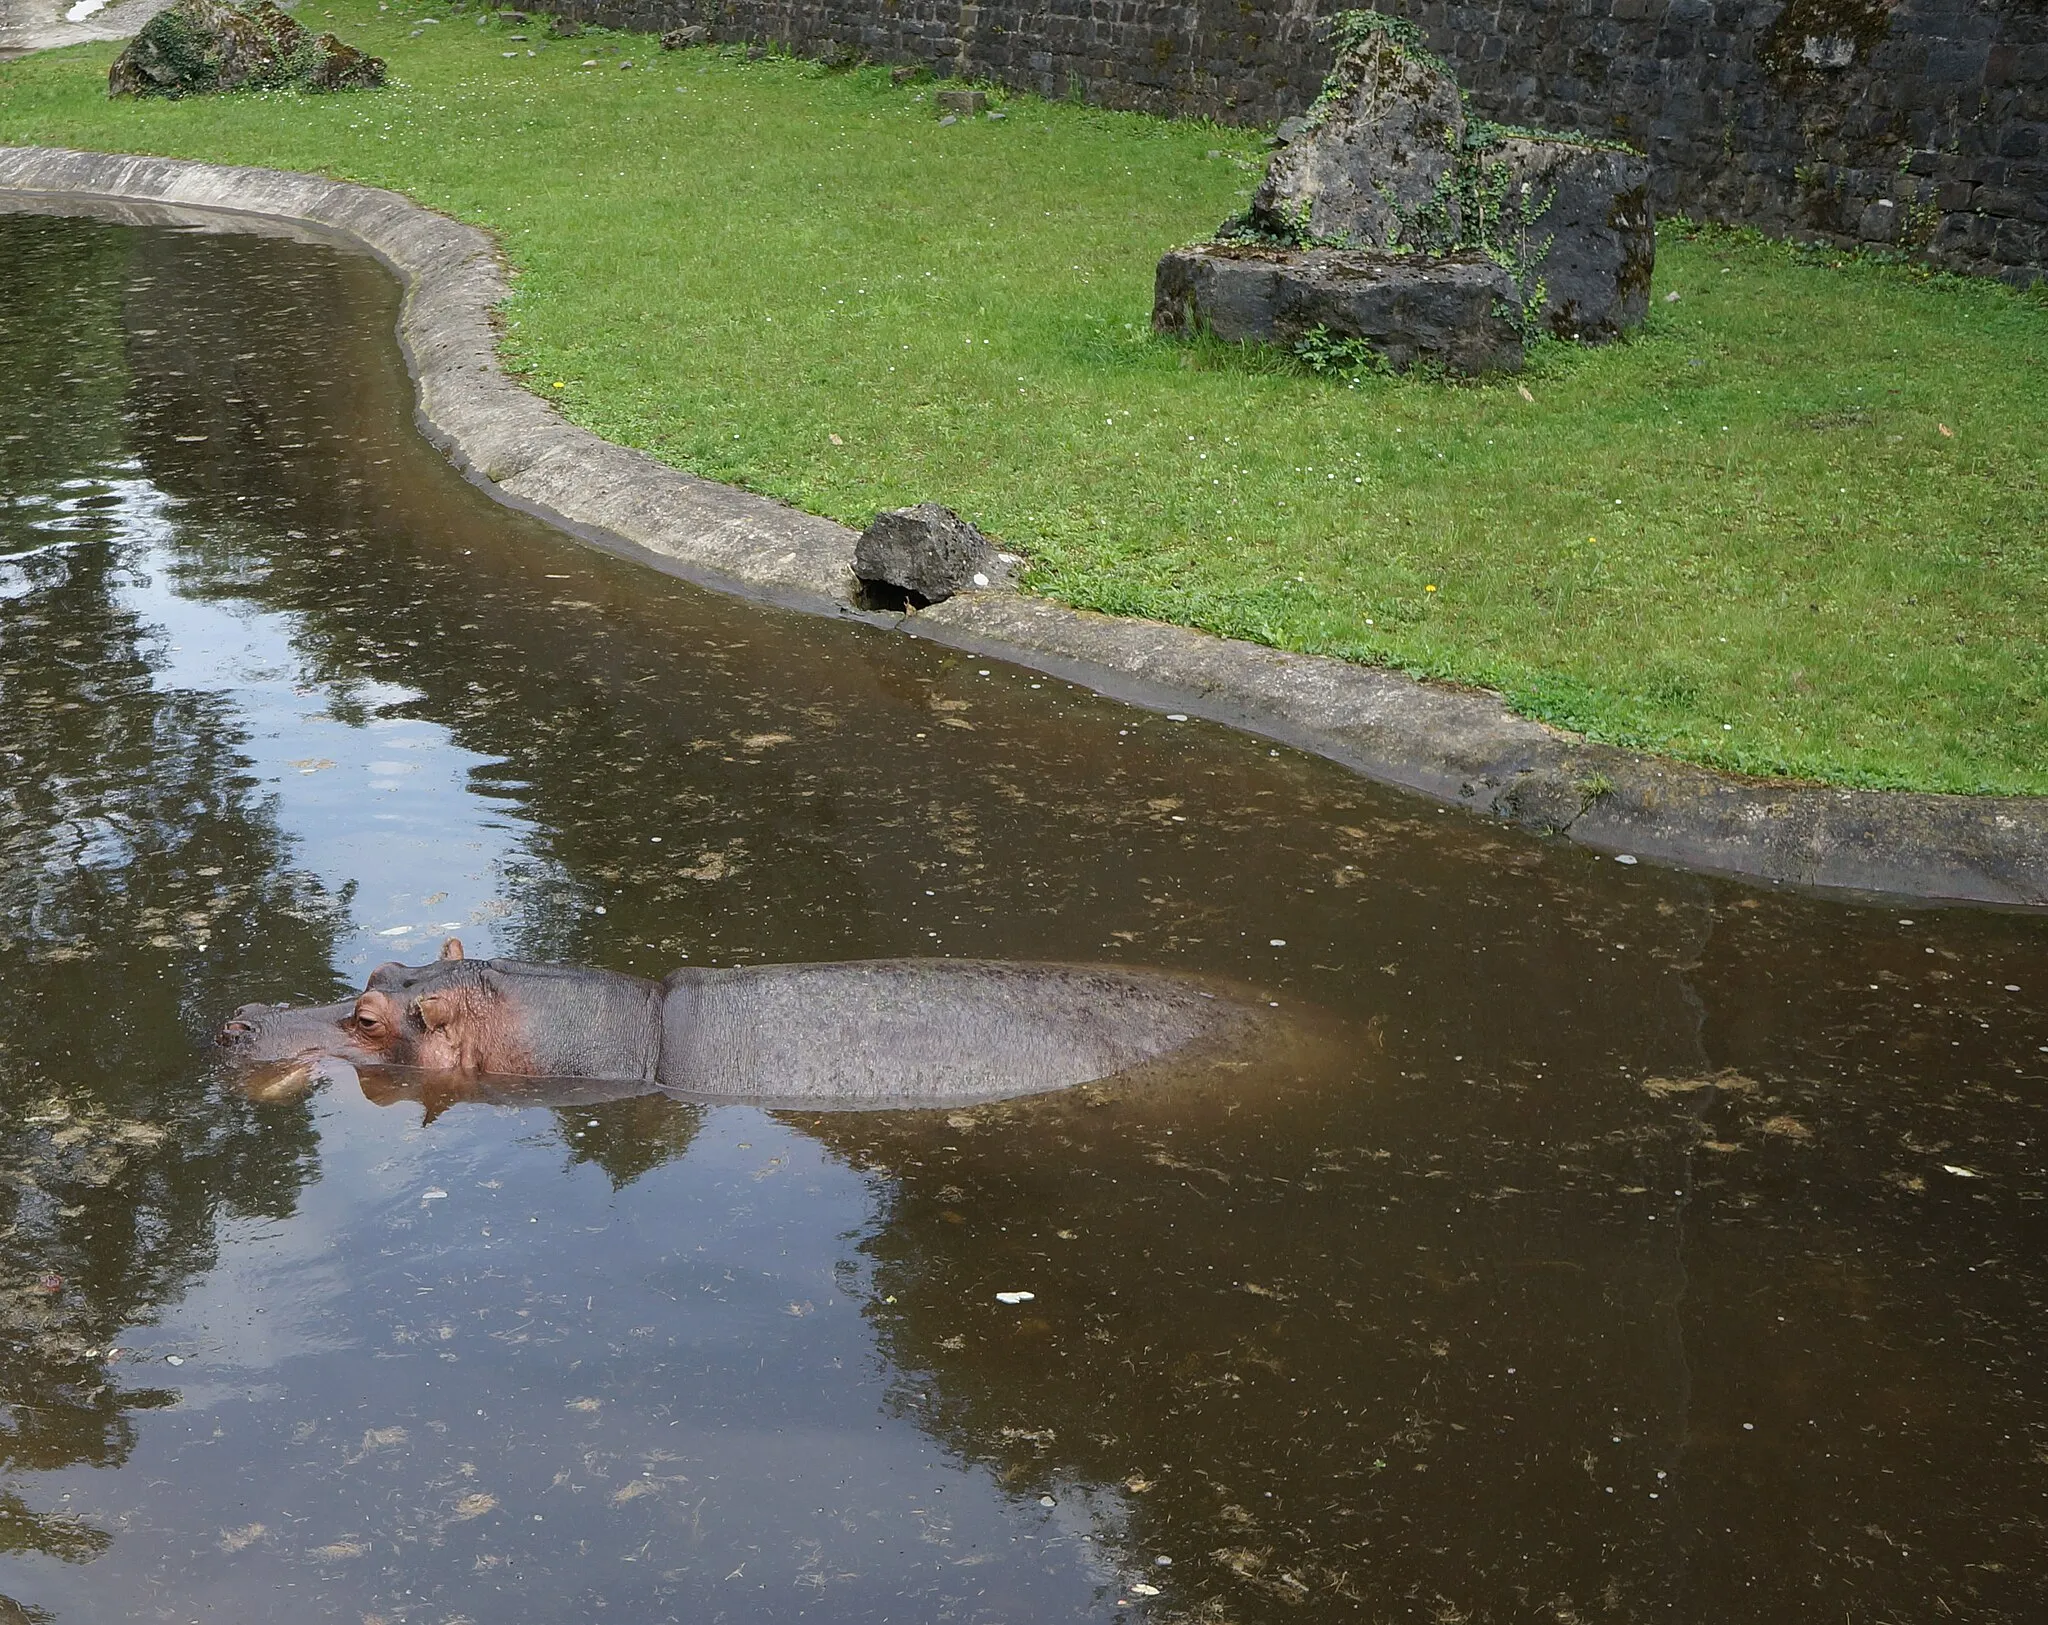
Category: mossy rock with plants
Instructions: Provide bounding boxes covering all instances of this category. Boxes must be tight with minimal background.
[108,0,386,99]
[1249,18,1465,252]
[1222,10,1651,346]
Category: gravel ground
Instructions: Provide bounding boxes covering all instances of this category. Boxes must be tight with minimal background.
[0,0,171,58]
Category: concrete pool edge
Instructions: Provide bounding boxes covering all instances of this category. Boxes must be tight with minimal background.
[3,144,2044,909]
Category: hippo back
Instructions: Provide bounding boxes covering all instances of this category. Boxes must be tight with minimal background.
[657,959,1242,1107]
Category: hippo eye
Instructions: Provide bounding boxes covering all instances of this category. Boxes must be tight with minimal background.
[353,1011,383,1032]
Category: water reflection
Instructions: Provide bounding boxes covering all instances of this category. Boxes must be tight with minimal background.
[0,205,2042,1622]
[0,216,336,1575]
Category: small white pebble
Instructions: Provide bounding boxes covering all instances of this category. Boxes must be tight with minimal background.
[1166,713,1188,722]
[1269,939,1286,947]
[1614,854,1638,865]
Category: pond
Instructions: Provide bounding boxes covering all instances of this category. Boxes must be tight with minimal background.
[1,204,2044,1624]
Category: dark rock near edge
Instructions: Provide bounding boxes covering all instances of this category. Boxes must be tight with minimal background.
[1153,244,1524,376]
[1478,136,1655,342]
[1250,27,1464,250]
[855,504,1002,605]
[108,0,384,98]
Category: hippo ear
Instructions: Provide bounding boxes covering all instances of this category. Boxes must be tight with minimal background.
[414,989,461,1032]
[439,937,465,961]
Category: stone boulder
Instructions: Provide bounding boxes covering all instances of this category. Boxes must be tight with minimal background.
[1154,244,1524,376]
[854,504,1004,605]
[1473,135,1655,342]
[108,0,384,98]
[660,24,708,49]
[1166,11,1654,367]
[1249,21,1464,251]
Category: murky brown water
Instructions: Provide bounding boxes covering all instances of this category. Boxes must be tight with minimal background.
[1,205,2044,1623]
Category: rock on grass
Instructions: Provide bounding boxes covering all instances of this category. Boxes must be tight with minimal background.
[1154,243,1524,376]
[1250,21,1464,251]
[108,0,385,99]
[1470,135,1655,342]
[855,503,1003,605]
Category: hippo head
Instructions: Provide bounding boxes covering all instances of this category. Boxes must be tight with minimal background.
[217,939,535,1097]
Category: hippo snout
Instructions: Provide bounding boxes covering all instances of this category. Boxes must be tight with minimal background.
[212,998,368,1070]
[216,1003,283,1047]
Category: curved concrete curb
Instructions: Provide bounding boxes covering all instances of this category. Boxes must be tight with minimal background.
[4,145,2045,908]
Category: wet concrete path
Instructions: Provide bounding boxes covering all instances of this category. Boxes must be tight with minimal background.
[1,207,2044,1622]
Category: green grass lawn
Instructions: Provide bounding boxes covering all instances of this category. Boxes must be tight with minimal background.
[6,2,2046,793]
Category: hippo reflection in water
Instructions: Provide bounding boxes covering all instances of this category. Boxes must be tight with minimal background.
[217,939,1264,1109]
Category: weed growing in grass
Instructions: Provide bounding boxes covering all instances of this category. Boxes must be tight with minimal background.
[1292,325,1391,377]
[4,4,2045,791]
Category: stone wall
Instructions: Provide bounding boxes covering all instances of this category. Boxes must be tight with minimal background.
[551,0,2048,282]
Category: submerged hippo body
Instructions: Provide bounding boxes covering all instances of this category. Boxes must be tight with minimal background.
[218,941,1255,1108]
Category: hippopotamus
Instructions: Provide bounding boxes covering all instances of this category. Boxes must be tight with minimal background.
[217,940,1260,1109]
